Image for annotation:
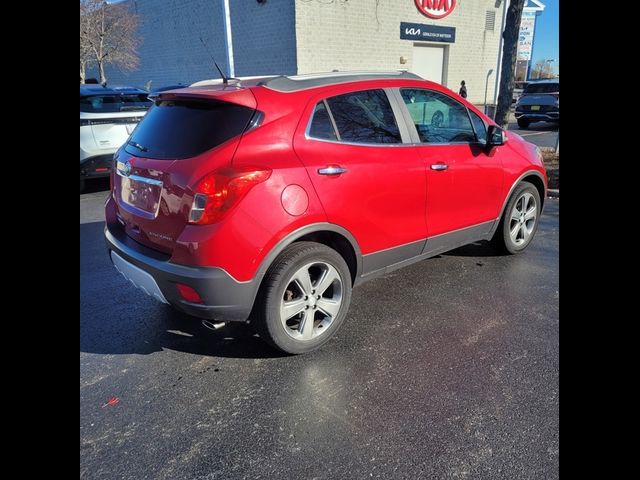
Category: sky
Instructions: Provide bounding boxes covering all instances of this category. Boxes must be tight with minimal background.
[530,0,559,73]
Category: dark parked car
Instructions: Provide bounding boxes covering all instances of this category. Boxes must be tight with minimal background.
[514,79,559,128]
[105,71,547,354]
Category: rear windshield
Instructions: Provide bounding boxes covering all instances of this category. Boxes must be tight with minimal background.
[80,94,152,113]
[524,83,559,94]
[124,98,255,160]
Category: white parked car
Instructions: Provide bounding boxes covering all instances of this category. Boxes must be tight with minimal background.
[80,85,151,192]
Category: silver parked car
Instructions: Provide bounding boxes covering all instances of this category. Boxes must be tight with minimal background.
[514,79,559,129]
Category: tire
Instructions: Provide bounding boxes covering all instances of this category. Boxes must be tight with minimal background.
[80,177,85,194]
[253,241,352,354]
[490,181,541,255]
[517,118,530,129]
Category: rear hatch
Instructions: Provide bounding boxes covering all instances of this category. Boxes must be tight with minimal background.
[112,88,257,254]
[80,91,152,150]
[517,82,559,108]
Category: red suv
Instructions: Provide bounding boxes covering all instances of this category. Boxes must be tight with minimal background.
[105,71,547,354]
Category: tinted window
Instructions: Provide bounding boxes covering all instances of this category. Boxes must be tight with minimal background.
[308,102,337,141]
[124,99,255,160]
[469,110,487,144]
[80,94,152,113]
[326,89,401,144]
[524,82,559,94]
[400,89,475,144]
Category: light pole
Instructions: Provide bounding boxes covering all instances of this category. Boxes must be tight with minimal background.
[484,69,494,117]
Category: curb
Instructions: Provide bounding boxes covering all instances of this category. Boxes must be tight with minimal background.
[547,189,559,198]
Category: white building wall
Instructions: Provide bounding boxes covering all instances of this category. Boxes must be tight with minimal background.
[294,0,504,104]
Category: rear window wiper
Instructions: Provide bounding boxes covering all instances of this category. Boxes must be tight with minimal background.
[128,141,148,152]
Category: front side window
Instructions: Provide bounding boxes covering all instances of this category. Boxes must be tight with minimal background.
[400,88,476,144]
[325,89,401,144]
[469,110,487,144]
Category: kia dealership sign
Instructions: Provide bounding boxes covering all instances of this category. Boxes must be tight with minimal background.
[415,0,457,19]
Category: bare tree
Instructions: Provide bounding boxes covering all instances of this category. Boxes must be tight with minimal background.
[530,60,554,79]
[494,0,526,129]
[80,1,94,83]
[80,0,140,85]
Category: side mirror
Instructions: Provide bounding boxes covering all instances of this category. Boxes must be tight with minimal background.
[487,125,507,148]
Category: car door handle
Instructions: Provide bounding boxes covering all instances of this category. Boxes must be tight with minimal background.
[430,164,449,171]
[318,165,348,176]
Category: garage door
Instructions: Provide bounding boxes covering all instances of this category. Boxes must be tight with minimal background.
[412,44,445,84]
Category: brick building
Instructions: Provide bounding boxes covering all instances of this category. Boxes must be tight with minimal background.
[100,0,506,104]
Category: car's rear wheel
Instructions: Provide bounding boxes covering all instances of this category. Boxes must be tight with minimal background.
[253,242,352,354]
[491,181,541,254]
[517,118,530,129]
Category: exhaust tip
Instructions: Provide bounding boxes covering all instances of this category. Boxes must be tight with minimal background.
[202,319,226,331]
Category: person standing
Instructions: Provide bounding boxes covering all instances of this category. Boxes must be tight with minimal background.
[459,80,467,99]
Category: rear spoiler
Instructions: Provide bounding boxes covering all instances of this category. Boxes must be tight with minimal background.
[149,88,257,109]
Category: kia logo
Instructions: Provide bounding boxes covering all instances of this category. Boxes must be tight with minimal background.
[406,27,421,35]
[415,0,457,19]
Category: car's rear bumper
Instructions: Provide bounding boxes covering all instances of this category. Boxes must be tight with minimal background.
[515,111,559,122]
[104,221,259,322]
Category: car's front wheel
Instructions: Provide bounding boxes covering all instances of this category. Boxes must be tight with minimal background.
[491,181,541,254]
[253,242,352,354]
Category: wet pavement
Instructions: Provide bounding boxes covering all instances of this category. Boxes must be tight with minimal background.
[81,188,559,480]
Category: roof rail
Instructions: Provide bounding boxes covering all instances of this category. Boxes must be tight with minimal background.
[261,71,423,92]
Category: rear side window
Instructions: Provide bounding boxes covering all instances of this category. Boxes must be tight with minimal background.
[524,83,559,94]
[124,99,255,160]
[80,94,152,113]
[308,102,338,141]
[326,89,401,144]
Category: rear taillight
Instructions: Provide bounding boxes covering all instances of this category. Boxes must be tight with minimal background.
[188,166,272,225]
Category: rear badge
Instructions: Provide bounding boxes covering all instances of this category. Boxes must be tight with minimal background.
[148,231,173,242]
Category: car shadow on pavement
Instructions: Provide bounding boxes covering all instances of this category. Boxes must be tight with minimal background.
[81,177,110,194]
[443,240,504,257]
[80,220,286,359]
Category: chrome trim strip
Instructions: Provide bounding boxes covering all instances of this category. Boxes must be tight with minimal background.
[126,174,163,186]
[115,168,164,186]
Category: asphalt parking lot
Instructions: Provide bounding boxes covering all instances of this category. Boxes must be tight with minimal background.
[81,187,559,480]
[508,121,558,149]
